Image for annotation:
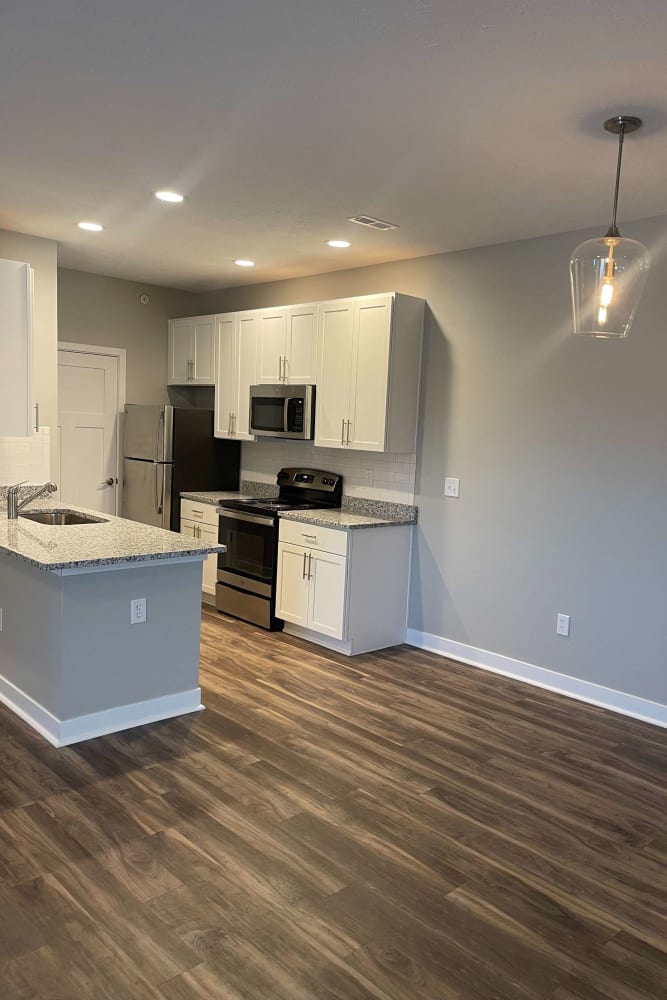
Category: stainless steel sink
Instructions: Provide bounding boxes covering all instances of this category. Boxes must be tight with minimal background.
[20,509,108,526]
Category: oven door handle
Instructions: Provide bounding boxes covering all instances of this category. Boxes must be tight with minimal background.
[219,509,275,527]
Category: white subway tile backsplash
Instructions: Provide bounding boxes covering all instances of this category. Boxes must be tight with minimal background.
[240,438,416,503]
[0,428,50,486]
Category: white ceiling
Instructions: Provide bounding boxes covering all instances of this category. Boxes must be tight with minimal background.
[1,1,666,291]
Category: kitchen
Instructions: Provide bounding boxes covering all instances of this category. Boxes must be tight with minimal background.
[1,2,667,998]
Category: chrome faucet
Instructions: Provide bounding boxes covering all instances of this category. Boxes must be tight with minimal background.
[7,481,58,519]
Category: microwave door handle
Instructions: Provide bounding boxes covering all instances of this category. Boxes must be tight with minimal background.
[284,396,291,433]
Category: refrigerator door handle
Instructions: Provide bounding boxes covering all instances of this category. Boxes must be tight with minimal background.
[155,409,164,463]
[155,463,162,514]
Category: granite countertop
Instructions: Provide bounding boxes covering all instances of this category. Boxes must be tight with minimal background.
[181,491,252,505]
[278,509,416,530]
[0,502,224,572]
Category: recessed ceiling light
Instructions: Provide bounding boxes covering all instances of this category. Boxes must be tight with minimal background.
[78,221,104,232]
[326,239,351,248]
[234,259,255,267]
[155,190,184,203]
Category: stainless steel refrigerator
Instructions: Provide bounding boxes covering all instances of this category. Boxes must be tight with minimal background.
[122,405,240,531]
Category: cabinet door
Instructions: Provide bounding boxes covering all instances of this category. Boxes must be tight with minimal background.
[257,308,287,383]
[180,517,210,596]
[200,524,219,596]
[276,542,309,627]
[0,260,33,437]
[285,304,317,383]
[314,301,354,449]
[347,296,392,452]
[308,550,347,639]
[233,312,258,440]
[214,314,236,438]
[168,319,193,385]
[191,317,216,384]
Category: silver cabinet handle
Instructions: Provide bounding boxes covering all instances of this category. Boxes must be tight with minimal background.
[301,532,317,539]
[341,418,345,446]
[346,420,352,446]
[302,551,307,579]
[187,359,194,381]
[307,552,313,580]
[231,413,236,435]
[228,412,232,435]
[34,403,39,433]
[282,355,288,381]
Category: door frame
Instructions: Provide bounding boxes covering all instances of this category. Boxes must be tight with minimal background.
[57,343,127,515]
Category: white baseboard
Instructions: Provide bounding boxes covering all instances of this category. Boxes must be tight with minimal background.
[405,629,667,731]
[0,674,203,747]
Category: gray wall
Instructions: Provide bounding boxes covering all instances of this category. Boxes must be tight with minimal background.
[58,268,201,406]
[198,214,667,707]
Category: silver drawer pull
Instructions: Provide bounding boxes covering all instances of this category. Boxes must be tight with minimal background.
[301,533,317,539]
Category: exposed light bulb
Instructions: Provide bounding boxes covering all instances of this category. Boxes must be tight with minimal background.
[599,279,614,307]
[597,306,608,325]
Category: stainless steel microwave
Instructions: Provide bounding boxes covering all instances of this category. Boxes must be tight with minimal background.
[249,384,315,439]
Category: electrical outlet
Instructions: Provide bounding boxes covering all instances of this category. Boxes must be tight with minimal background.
[130,598,147,625]
[444,478,460,498]
[556,613,570,637]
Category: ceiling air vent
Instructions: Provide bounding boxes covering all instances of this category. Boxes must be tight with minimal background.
[347,215,398,231]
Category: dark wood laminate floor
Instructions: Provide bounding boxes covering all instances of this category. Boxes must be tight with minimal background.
[1,609,666,999]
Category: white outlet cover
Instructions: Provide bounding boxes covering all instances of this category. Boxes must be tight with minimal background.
[444,478,460,498]
[556,613,570,637]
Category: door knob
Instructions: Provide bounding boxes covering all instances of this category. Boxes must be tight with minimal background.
[104,478,115,486]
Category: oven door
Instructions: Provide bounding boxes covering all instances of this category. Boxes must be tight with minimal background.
[218,510,276,597]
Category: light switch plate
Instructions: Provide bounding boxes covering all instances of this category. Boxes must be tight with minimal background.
[444,478,460,498]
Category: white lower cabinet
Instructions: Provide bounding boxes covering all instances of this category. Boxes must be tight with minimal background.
[276,518,413,655]
[181,499,219,600]
[276,541,347,639]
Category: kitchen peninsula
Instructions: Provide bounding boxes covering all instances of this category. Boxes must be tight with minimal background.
[0,503,222,746]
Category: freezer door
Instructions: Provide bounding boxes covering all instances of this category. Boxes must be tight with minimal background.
[123,405,174,461]
[122,459,172,528]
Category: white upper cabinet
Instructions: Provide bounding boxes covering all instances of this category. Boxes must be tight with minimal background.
[0,258,35,437]
[315,301,355,448]
[214,312,258,441]
[256,304,317,384]
[168,316,216,385]
[315,293,423,453]
[256,308,287,383]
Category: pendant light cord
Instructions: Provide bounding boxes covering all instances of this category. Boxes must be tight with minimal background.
[606,125,625,238]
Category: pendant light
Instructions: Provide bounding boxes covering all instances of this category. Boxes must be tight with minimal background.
[570,115,650,339]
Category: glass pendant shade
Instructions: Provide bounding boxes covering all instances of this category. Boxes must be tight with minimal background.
[570,235,650,338]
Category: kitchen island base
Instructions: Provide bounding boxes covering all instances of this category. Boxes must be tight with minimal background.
[0,553,205,746]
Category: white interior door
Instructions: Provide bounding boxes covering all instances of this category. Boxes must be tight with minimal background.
[57,349,120,514]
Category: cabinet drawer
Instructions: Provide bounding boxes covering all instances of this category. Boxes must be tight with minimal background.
[181,499,219,527]
[279,518,348,556]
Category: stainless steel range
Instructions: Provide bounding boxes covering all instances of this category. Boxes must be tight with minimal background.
[216,467,343,630]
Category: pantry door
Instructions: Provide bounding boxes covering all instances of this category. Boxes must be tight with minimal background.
[57,345,126,515]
